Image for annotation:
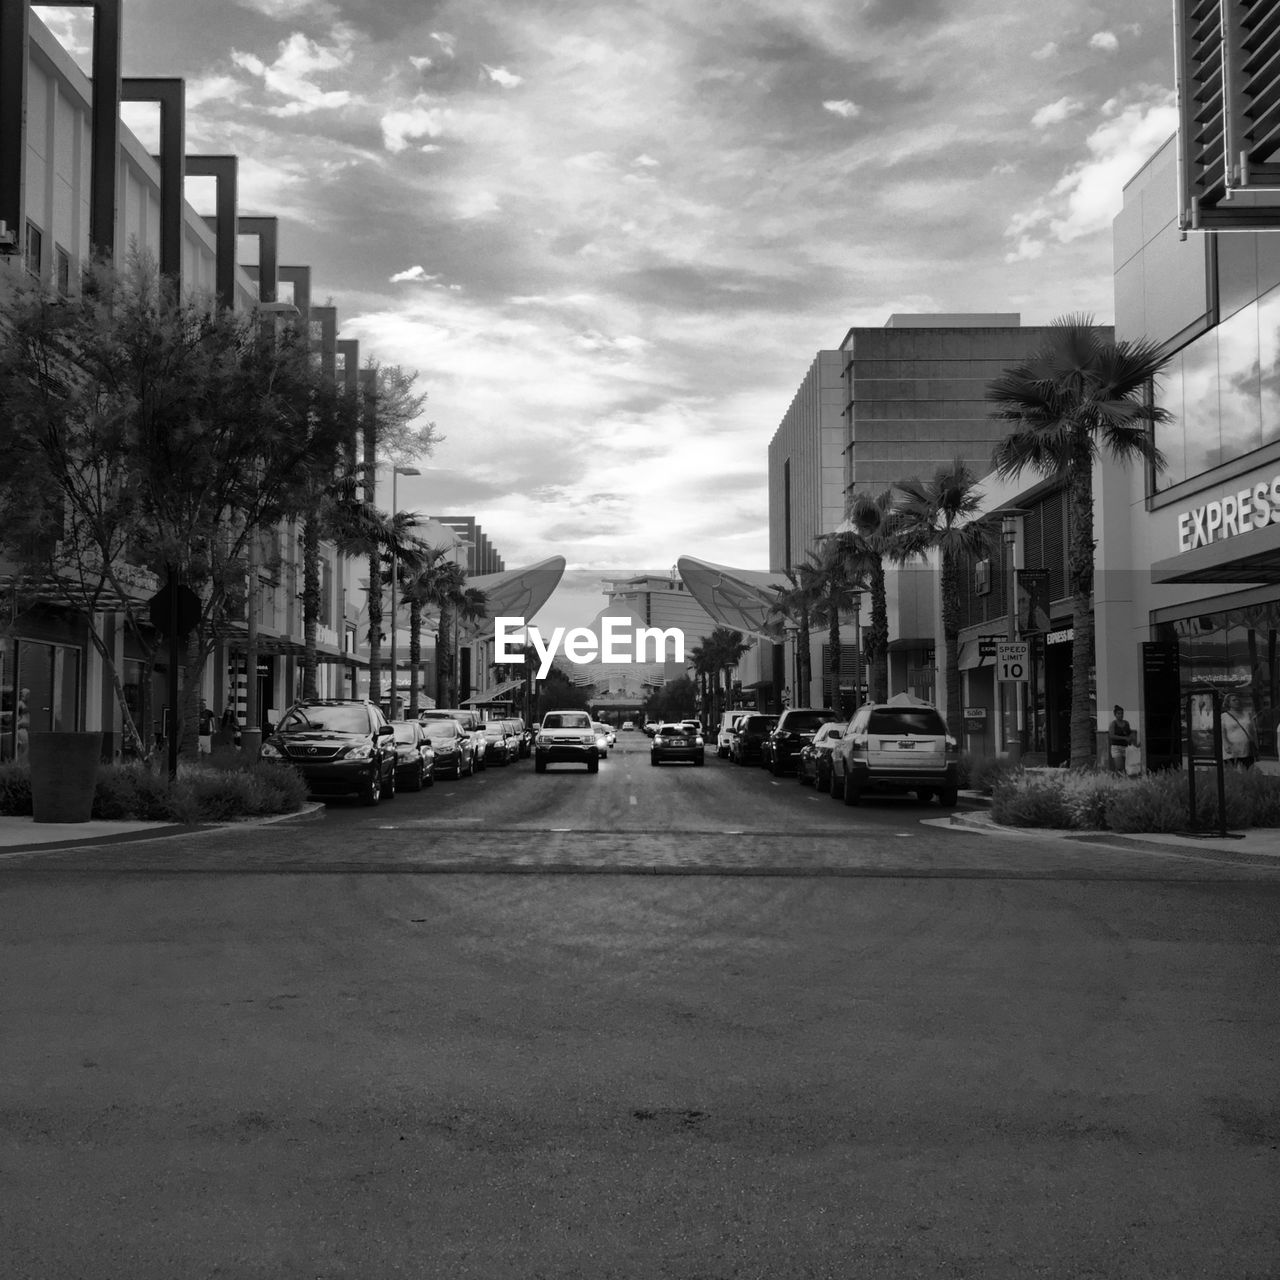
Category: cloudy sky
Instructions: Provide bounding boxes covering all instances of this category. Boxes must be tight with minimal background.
[41,0,1178,630]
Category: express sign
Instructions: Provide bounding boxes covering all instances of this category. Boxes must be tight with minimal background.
[1177,474,1280,552]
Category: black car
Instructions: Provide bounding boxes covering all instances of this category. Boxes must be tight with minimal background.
[650,722,705,766]
[390,720,436,791]
[763,707,839,776]
[419,719,476,779]
[729,714,778,765]
[796,721,847,790]
[261,699,397,805]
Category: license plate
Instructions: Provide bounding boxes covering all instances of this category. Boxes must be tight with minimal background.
[896,740,916,749]
[671,737,686,746]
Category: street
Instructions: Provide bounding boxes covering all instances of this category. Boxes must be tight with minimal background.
[3,734,1279,1279]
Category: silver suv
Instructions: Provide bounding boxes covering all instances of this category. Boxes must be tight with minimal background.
[829,701,959,807]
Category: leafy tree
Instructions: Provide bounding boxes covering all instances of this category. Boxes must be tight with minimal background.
[534,666,593,718]
[0,256,351,754]
[642,676,698,724]
[804,533,868,715]
[987,315,1170,766]
[892,460,996,734]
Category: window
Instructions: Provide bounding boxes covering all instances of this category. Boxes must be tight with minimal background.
[56,245,71,295]
[24,220,42,279]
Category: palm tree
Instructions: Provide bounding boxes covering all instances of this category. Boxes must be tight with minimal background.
[893,460,996,734]
[987,315,1170,767]
[768,558,823,707]
[405,556,488,709]
[705,627,750,719]
[806,533,869,715]
[399,543,456,715]
[687,639,717,724]
[839,488,903,704]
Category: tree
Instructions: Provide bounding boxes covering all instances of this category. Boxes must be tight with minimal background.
[892,460,996,734]
[768,560,821,708]
[0,255,351,755]
[642,676,698,725]
[842,489,903,704]
[987,316,1170,766]
[805,534,869,715]
[704,627,750,720]
[534,667,593,719]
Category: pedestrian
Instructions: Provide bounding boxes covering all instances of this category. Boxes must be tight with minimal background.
[221,704,241,748]
[1222,692,1257,769]
[1107,704,1132,774]
[198,701,216,754]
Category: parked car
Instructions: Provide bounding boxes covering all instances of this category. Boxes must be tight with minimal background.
[729,713,778,765]
[390,720,436,791]
[715,711,748,758]
[650,721,705,766]
[829,700,960,806]
[621,720,635,731]
[260,698,397,806]
[420,708,488,769]
[796,721,847,790]
[592,721,612,758]
[482,719,520,765]
[763,707,839,776]
[503,716,532,757]
[642,720,659,737]
[419,718,476,779]
[535,710,599,773]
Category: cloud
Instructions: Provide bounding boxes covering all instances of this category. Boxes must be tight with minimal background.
[231,29,355,116]
[1031,42,1058,60]
[1031,97,1084,128]
[430,31,457,58]
[390,266,439,283]
[483,65,525,88]
[410,55,434,72]
[381,96,450,152]
[1005,90,1179,256]
[1089,31,1119,53]
[235,0,338,18]
[822,99,860,119]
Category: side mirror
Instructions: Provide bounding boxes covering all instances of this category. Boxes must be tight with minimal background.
[377,724,394,737]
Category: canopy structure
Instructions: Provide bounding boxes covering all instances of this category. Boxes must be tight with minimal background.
[458,556,567,641]
[461,677,526,707]
[676,556,792,642]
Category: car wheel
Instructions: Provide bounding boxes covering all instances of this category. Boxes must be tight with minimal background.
[650,755,659,766]
[359,768,381,807]
[408,762,425,792]
[423,762,435,787]
[938,786,958,807]
[695,754,704,766]
[915,787,933,804]
[717,746,728,759]
[797,767,811,786]
[829,767,845,800]
[535,757,546,773]
[588,757,599,774]
[463,754,474,777]
[384,764,396,800]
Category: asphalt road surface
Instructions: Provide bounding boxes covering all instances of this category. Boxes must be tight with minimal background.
[3,733,1279,1278]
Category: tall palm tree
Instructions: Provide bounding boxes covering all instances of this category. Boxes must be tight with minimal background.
[893,460,996,734]
[987,315,1170,767]
[840,488,902,704]
[768,558,823,707]
[399,543,456,716]
[807,533,869,714]
[406,556,488,708]
[687,639,717,724]
[705,627,750,719]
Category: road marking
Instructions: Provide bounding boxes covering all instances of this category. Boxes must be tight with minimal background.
[629,795,637,806]
[550,827,572,832]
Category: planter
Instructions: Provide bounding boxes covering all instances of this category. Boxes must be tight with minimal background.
[29,731,103,823]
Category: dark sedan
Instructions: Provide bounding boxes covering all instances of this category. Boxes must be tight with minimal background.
[650,722,705,766]
[390,720,436,791]
[796,721,847,791]
[419,719,475,779]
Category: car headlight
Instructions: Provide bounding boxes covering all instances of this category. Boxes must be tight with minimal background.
[260,742,282,759]
[694,736,704,745]
[344,743,375,760]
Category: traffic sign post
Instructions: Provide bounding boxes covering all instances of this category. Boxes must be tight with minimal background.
[996,640,1030,683]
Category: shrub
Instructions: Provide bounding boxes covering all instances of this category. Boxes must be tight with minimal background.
[969,754,1025,795]
[1103,769,1190,834]
[0,763,33,815]
[991,773,1077,827]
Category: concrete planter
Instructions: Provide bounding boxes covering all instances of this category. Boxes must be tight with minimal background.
[29,731,103,823]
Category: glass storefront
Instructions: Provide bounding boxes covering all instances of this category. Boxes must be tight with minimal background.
[1152,599,1280,763]
[0,637,82,760]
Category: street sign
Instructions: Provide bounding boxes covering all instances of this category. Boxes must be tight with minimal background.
[148,582,201,638]
[996,640,1030,683]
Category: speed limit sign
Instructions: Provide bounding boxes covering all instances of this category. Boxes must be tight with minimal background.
[997,640,1030,682]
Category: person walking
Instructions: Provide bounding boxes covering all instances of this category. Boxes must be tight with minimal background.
[198,701,216,754]
[1107,704,1133,774]
[1222,692,1258,769]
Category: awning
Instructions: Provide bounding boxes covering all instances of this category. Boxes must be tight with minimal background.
[461,677,526,706]
[1152,523,1280,585]
[676,556,791,641]
[958,637,997,670]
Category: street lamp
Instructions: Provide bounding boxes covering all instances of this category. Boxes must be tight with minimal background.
[388,465,421,719]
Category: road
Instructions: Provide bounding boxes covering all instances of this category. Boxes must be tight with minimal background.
[3,732,1279,1279]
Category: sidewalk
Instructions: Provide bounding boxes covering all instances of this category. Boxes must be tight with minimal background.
[0,804,324,856]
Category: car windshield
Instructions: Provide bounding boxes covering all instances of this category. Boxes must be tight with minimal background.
[867,709,948,736]
[544,713,591,729]
[785,711,835,732]
[277,705,369,735]
[392,724,420,743]
[658,724,687,734]
[744,717,776,732]
[421,722,458,739]
[484,725,505,737]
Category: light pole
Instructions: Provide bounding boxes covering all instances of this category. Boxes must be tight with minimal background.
[388,464,421,719]
[999,508,1028,763]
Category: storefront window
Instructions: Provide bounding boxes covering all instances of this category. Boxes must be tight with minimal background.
[1155,601,1280,762]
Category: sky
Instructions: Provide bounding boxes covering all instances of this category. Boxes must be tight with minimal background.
[38,0,1180,632]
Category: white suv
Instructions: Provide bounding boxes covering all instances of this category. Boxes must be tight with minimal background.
[535,709,600,774]
[715,711,747,758]
[829,701,959,807]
